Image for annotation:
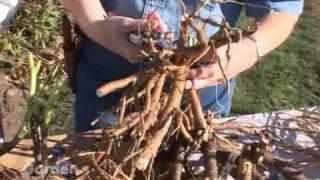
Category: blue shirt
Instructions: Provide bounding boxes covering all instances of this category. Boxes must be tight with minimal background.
[74,0,304,132]
[100,0,304,36]
[80,0,304,88]
[79,0,304,79]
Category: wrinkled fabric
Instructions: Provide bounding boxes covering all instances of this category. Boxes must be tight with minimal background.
[75,0,304,132]
[0,0,21,29]
[221,0,304,24]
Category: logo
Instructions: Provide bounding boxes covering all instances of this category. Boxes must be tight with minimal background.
[26,164,76,177]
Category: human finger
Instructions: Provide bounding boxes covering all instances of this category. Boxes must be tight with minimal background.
[124,18,147,32]
[122,44,146,63]
[187,64,215,80]
[185,78,226,90]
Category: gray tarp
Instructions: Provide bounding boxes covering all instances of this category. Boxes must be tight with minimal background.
[189,107,320,179]
[0,0,21,29]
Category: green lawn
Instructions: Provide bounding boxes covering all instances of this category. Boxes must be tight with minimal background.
[232,2,320,114]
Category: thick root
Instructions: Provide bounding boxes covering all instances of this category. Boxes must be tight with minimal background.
[202,139,218,180]
[96,75,138,98]
[188,90,207,129]
[159,68,187,120]
[134,117,173,170]
[171,145,186,180]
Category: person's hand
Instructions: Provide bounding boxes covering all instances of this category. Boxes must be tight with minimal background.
[87,16,147,63]
[89,14,171,63]
[60,0,147,63]
[185,38,259,89]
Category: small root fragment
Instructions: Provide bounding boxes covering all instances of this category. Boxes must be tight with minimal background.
[237,158,254,180]
[210,122,259,135]
[179,119,194,143]
[106,112,145,138]
[91,157,112,180]
[118,95,127,125]
[144,74,159,111]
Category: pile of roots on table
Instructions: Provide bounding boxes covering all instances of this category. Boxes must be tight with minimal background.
[85,1,310,180]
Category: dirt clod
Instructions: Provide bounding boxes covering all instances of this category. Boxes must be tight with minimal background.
[0,69,27,154]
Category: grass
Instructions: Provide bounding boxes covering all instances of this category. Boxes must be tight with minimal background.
[0,0,62,57]
[0,1,319,135]
[0,0,72,135]
[232,2,320,114]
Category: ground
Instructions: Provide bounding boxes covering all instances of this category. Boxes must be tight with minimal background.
[0,0,319,142]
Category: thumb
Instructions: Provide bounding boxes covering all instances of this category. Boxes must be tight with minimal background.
[124,19,146,32]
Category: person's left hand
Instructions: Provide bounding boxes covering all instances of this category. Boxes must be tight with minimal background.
[185,38,259,89]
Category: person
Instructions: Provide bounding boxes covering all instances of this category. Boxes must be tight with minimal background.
[60,0,304,132]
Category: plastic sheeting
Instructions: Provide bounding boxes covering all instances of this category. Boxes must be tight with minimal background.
[0,0,21,29]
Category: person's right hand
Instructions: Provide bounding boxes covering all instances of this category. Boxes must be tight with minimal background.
[86,16,146,64]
